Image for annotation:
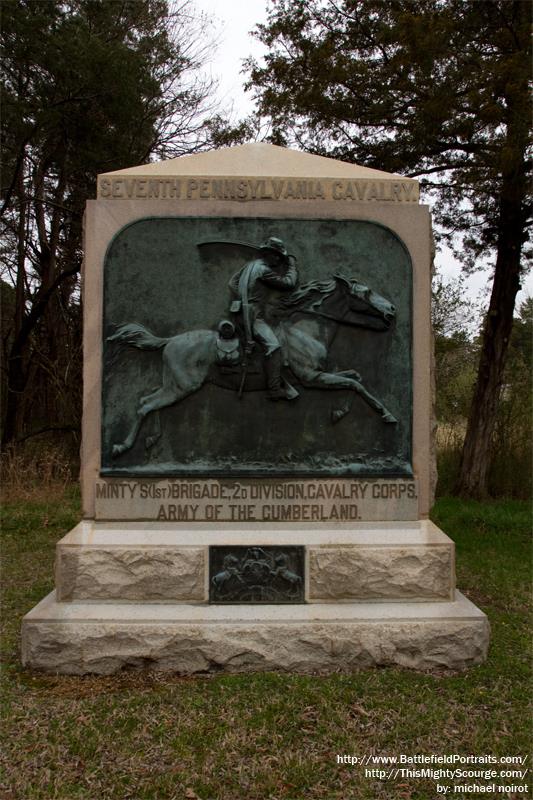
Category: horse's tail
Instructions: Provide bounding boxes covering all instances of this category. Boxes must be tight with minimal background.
[107,323,169,351]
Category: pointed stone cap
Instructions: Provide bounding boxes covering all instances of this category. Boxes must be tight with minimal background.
[97,142,418,203]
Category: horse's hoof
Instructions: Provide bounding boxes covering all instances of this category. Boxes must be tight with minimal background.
[382,412,397,424]
[331,409,347,424]
[112,443,126,457]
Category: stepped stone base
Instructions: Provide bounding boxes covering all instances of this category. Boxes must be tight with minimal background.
[54,520,455,603]
[22,591,489,675]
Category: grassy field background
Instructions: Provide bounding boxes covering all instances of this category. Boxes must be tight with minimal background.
[1,489,531,800]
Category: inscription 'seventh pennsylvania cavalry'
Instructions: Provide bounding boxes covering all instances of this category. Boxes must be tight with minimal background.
[22,144,489,674]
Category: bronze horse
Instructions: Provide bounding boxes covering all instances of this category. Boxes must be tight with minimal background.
[107,273,397,457]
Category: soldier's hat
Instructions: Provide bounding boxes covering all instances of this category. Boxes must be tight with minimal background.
[259,237,289,257]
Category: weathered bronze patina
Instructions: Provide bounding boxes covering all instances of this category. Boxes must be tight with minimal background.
[102,217,412,477]
[209,546,305,603]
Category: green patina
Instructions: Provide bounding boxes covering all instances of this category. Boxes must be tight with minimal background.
[101,216,412,477]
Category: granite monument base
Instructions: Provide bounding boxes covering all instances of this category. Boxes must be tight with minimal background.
[22,591,488,675]
[21,521,490,674]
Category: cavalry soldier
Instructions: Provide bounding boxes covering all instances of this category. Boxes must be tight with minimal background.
[228,236,299,400]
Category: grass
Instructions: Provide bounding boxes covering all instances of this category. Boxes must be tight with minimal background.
[1,490,531,800]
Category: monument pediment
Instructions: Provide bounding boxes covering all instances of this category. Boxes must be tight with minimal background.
[97,143,419,203]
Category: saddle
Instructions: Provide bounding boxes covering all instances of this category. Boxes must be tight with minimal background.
[213,319,298,399]
[214,334,263,376]
[215,334,241,367]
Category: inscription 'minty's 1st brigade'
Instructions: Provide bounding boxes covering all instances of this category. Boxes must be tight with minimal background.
[97,176,419,203]
[95,479,419,522]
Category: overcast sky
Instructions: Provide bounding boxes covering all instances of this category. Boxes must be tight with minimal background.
[196,0,268,117]
[194,0,531,313]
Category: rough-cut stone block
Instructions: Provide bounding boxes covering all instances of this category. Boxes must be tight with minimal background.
[22,592,489,675]
[54,520,456,603]
[56,547,206,602]
[309,546,453,601]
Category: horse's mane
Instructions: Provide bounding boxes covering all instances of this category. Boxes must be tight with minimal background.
[280,277,338,312]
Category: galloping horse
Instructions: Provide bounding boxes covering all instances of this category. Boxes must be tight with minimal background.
[107,273,397,457]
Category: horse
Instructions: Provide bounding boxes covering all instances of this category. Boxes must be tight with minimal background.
[107,273,397,457]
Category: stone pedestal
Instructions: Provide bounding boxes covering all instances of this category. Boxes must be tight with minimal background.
[22,520,489,673]
[53,520,455,603]
[23,591,488,675]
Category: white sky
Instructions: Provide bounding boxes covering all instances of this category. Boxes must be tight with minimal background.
[195,0,531,315]
[196,0,268,117]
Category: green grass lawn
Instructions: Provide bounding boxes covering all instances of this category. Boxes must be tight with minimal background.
[1,490,531,800]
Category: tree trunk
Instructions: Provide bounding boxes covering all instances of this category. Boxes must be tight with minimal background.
[456,100,527,497]
[2,264,81,448]
[456,235,522,498]
[2,163,28,447]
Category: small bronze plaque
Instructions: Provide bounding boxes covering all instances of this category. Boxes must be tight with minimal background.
[209,546,305,604]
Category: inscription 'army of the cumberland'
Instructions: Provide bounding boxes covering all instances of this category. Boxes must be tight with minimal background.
[97,176,419,203]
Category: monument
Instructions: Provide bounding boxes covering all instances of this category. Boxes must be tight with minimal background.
[22,143,489,673]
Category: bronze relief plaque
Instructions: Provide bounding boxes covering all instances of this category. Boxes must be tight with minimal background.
[101,217,412,477]
[209,545,305,604]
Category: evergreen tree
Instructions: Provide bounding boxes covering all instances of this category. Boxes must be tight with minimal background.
[246,0,531,497]
[1,0,216,447]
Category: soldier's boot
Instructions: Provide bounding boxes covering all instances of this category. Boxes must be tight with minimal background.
[265,350,289,400]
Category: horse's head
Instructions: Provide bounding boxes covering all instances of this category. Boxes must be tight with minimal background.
[280,273,396,330]
[333,273,396,330]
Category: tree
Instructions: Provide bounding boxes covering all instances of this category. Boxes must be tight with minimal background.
[488,297,532,497]
[432,274,477,426]
[245,0,531,497]
[1,0,217,448]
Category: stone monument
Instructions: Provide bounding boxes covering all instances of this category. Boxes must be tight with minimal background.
[22,143,490,673]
